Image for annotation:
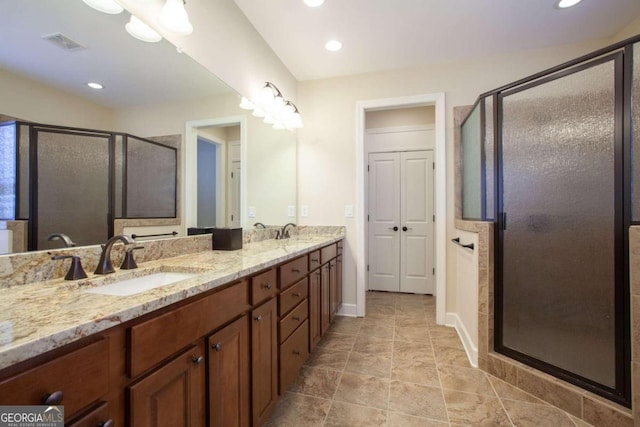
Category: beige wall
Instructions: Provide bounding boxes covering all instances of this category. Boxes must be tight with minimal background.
[366,106,435,129]
[296,38,609,307]
[0,68,114,130]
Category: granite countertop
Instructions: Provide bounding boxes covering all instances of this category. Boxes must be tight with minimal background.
[0,234,342,370]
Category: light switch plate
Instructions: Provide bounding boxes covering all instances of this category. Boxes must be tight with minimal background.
[248,206,256,218]
[344,204,354,218]
[287,205,295,218]
[301,205,309,217]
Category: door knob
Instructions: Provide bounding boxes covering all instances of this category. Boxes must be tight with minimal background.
[192,356,204,365]
[41,391,64,405]
[402,226,412,231]
[389,226,398,231]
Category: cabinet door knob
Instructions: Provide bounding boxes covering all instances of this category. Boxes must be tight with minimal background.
[192,356,204,365]
[292,350,301,356]
[291,268,300,273]
[98,420,114,427]
[41,391,63,405]
[262,283,272,289]
[212,343,222,352]
[293,292,301,297]
[292,316,300,321]
[311,258,319,262]
[255,315,263,321]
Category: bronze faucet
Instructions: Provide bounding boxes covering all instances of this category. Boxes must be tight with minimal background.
[94,235,135,275]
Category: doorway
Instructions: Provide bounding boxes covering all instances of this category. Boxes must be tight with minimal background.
[368,150,434,294]
[356,93,446,320]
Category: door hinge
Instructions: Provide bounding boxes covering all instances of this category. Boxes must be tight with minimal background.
[367,214,370,222]
[367,264,370,272]
[367,165,370,172]
[432,268,435,275]
[433,162,435,170]
[432,214,435,222]
[231,171,234,178]
[231,214,234,221]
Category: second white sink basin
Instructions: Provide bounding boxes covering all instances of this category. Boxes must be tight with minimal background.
[84,272,198,296]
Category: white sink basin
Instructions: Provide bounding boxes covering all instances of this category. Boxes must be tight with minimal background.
[84,272,198,296]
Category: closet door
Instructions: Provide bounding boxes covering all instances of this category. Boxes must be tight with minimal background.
[400,151,434,294]
[368,152,401,292]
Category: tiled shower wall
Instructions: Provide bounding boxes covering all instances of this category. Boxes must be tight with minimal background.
[454,106,635,426]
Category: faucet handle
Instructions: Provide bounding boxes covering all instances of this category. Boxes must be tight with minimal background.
[51,255,88,281]
[120,246,144,270]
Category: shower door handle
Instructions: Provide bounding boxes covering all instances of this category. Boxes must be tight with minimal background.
[500,212,507,230]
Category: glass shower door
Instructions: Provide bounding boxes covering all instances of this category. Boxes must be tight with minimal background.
[498,54,623,394]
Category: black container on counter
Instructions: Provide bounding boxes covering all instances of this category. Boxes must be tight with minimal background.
[187,227,214,235]
[212,227,242,250]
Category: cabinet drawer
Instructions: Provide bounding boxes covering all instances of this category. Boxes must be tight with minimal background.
[278,255,308,290]
[0,338,109,419]
[279,277,308,316]
[129,280,249,377]
[308,250,321,272]
[279,320,309,394]
[279,300,308,344]
[251,268,277,305]
[67,401,111,427]
[320,244,337,264]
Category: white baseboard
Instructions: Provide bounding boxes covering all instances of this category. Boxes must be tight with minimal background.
[337,303,358,317]
[445,312,478,367]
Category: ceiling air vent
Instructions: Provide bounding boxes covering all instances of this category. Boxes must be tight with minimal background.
[41,33,85,52]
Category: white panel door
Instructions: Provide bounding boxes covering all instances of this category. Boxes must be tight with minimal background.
[400,151,434,294]
[368,152,401,291]
[367,150,434,294]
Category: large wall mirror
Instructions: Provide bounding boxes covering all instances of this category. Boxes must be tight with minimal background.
[0,0,297,254]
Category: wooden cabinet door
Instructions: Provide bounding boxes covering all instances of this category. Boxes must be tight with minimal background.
[251,298,278,427]
[208,315,249,427]
[336,254,343,310]
[129,343,205,427]
[309,270,321,350]
[320,263,330,336]
[329,259,338,322]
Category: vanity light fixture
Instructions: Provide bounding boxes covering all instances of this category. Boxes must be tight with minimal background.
[325,39,343,52]
[555,0,582,8]
[87,82,104,89]
[81,0,124,14]
[239,83,303,130]
[304,0,326,7]
[126,15,162,43]
[160,0,194,36]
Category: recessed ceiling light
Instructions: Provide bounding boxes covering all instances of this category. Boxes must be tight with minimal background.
[555,0,582,9]
[304,0,325,7]
[325,40,342,52]
[87,82,104,89]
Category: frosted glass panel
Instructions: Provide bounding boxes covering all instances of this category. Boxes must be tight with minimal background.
[501,60,616,387]
[633,43,640,221]
[0,123,16,219]
[114,134,124,218]
[18,124,29,219]
[484,96,495,220]
[461,103,482,219]
[36,130,110,250]
[126,136,176,218]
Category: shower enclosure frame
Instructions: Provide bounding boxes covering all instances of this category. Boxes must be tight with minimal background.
[460,35,640,407]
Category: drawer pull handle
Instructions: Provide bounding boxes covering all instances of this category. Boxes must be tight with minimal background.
[293,350,301,356]
[212,343,222,352]
[292,316,300,321]
[291,268,301,273]
[293,292,301,297]
[255,315,263,321]
[311,258,319,262]
[262,283,272,290]
[41,391,63,405]
[98,420,114,427]
[192,356,204,365]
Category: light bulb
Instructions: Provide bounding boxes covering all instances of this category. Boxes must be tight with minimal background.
[325,40,342,52]
[239,97,254,110]
[126,15,162,43]
[82,0,123,14]
[556,0,582,8]
[252,107,266,118]
[160,0,194,35]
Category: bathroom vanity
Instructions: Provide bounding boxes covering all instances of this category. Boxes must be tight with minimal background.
[0,233,343,427]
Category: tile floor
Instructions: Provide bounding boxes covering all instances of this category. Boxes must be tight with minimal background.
[265,291,593,427]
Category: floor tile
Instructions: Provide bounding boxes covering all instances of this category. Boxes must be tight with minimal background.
[391,358,440,387]
[358,322,394,339]
[329,317,363,335]
[443,389,512,426]
[344,351,392,378]
[393,340,436,364]
[387,412,449,427]
[438,364,495,396]
[333,372,390,409]
[395,324,431,342]
[323,401,387,427]
[434,345,471,367]
[502,399,576,427]
[288,366,341,399]
[305,346,350,371]
[264,392,331,427]
[352,334,393,356]
[317,332,356,352]
[388,380,448,421]
[487,375,547,405]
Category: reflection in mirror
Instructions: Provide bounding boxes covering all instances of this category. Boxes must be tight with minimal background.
[0,0,297,254]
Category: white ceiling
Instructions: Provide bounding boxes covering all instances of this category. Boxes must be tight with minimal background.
[233,0,640,81]
[0,0,233,109]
